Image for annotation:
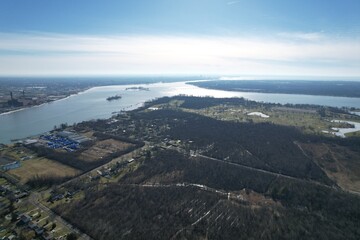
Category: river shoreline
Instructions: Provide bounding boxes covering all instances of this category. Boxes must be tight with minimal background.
[1,80,360,144]
[2,80,360,117]
[0,87,93,116]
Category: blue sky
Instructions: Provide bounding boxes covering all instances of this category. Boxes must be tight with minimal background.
[0,0,359,77]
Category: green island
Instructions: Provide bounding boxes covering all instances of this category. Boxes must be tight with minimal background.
[1,96,360,240]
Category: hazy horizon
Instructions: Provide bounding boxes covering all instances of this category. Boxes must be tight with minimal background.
[0,75,360,82]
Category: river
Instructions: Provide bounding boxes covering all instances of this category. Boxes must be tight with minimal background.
[1,81,360,144]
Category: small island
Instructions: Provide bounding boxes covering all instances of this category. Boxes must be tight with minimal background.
[125,86,150,91]
[106,94,122,101]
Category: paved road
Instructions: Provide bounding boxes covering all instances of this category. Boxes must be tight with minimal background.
[27,144,149,240]
[29,192,93,240]
[60,143,149,188]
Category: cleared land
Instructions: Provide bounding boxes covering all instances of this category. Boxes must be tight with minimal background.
[300,143,360,193]
[179,103,360,135]
[79,139,134,162]
[8,157,80,183]
[146,97,360,138]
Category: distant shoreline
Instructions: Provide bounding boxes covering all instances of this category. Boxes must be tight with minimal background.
[0,77,204,116]
[2,79,360,118]
[188,80,360,99]
[0,88,91,116]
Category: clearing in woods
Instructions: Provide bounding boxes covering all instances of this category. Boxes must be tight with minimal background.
[9,157,80,183]
[79,139,134,162]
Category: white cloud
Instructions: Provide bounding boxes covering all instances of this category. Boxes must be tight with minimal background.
[227,1,242,5]
[0,32,359,77]
[277,32,326,41]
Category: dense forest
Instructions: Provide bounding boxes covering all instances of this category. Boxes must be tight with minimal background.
[56,149,360,240]
[130,108,332,184]
[51,96,360,239]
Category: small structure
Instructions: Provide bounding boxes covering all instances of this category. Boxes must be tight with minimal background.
[28,221,38,230]
[57,131,91,144]
[19,214,32,224]
[49,193,64,202]
[24,139,38,145]
[34,226,44,235]
[42,232,54,240]
[15,192,29,199]
[1,161,21,171]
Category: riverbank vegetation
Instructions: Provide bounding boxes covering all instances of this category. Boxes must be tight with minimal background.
[189,80,360,98]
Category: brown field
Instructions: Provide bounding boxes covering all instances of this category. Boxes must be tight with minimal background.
[9,158,81,183]
[300,143,360,193]
[79,139,134,162]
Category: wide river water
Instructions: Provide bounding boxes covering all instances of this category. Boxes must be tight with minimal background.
[1,81,360,144]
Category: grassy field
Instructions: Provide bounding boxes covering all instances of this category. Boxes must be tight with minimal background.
[0,146,35,161]
[8,157,80,183]
[346,131,360,137]
[300,143,360,193]
[179,104,360,136]
[80,139,134,162]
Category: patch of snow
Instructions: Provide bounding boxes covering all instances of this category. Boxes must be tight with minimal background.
[247,112,270,118]
[326,120,360,138]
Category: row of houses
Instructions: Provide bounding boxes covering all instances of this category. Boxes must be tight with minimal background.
[19,214,53,240]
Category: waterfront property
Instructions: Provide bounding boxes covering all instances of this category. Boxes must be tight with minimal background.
[57,131,91,144]
[39,131,91,152]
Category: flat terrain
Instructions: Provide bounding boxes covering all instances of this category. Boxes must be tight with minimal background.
[300,143,360,193]
[80,139,134,162]
[8,157,80,183]
[55,149,360,240]
[2,95,360,240]
[149,96,360,136]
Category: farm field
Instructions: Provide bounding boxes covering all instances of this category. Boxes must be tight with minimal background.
[79,139,134,162]
[8,157,80,183]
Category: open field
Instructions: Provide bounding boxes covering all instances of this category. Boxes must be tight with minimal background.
[346,131,360,137]
[149,96,360,137]
[180,103,360,135]
[0,145,35,161]
[8,158,80,183]
[79,139,134,162]
[299,143,360,193]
